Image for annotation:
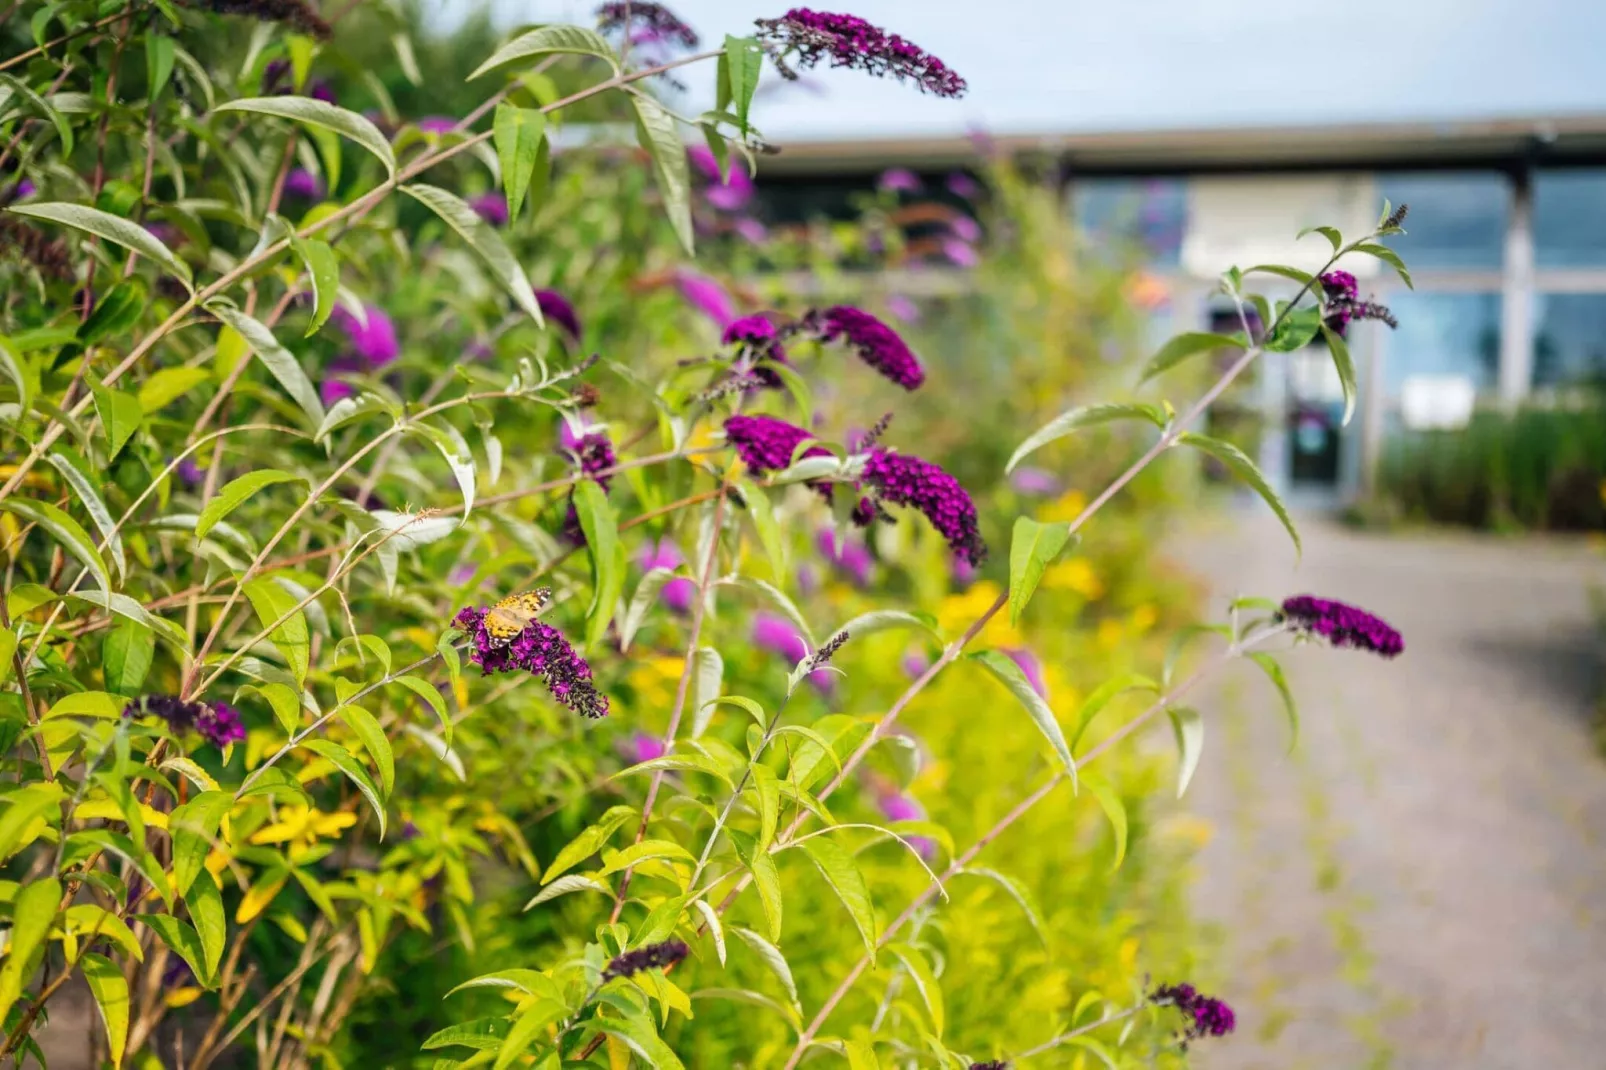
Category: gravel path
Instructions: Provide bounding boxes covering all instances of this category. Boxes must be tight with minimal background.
[1180,512,1606,1070]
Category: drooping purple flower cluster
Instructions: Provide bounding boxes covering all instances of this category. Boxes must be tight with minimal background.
[688,147,755,212]
[330,304,399,366]
[723,313,791,387]
[969,1062,1009,1070]
[752,613,833,691]
[559,426,617,544]
[284,168,324,201]
[453,607,610,718]
[1278,595,1403,658]
[123,695,245,749]
[596,1,700,47]
[202,0,330,39]
[1318,270,1397,337]
[1151,983,1236,1047]
[724,414,828,475]
[260,59,335,101]
[860,447,985,566]
[534,288,582,340]
[638,538,696,614]
[469,191,508,227]
[810,305,926,389]
[601,939,689,982]
[755,9,967,98]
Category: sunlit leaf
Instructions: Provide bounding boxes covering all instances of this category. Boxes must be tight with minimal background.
[9,202,190,287]
[1167,705,1204,798]
[214,96,396,176]
[1175,432,1299,556]
[632,96,693,255]
[1006,401,1165,474]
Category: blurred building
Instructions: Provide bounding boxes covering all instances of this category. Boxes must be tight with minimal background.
[755,114,1606,504]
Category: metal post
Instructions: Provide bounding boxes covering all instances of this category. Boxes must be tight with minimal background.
[1499,168,1535,405]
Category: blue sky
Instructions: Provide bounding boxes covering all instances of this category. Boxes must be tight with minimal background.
[437,0,1606,140]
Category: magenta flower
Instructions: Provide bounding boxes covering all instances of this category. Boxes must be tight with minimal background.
[470,191,508,226]
[950,555,976,587]
[755,9,967,98]
[453,607,609,718]
[796,562,820,596]
[1278,595,1403,658]
[734,217,769,244]
[639,538,695,614]
[196,702,246,748]
[724,414,828,475]
[941,238,979,268]
[638,536,683,573]
[901,649,930,678]
[176,458,204,487]
[724,312,791,387]
[123,696,243,750]
[676,271,736,327]
[861,448,986,566]
[285,168,324,200]
[885,295,920,323]
[616,730,668,764]
[597,0,699,47]
[752,612,809,663]
[6,178,37,201]
[688,146,755,211]
[815,527,874,587]
[1008,466,1060,497]
[331,305,399,367]
[950,215,982,242]
[875,791,936,857]
[947,173,980,199]
[415,116,457,134]
[320,355,362,405]
[1003,647,1048,700]
[878,168,921,193]
[812,306,925,389]
[534,288,582,340]
[1151,983,1236,1045]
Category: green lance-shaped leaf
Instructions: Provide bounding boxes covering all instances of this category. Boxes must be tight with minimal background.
[620,567,675,653]
[1006,401,1165,474]
[957,866,1049,947]
[845,1038,882,1070]
[207,303,326,427]
[0,334,34,416]
[469,24,615,80]
[731,926,798,1010]
[388,674,451,745]
[146,33,176,99]
[0,787,62,864]
[336,703,394,798]
[886,943,945,1037]
[723,35,764,130]
[573,479,624,651]
[826,609,940,644]
[137,914,212,990]
[1243,263,1314,287]
[523,873,610,911]
[1320,322,1358,426]
[1080,774,1129,872]
[401,183,545,326]
[1138,331,1246,385]
[614,753,733,789]
[185,870,226,984]
[423,1018,510,1052]
[742,480,787,581]
[0,73,73,154]
[81,951,130,1067]
[1008,517,1075,626]
[300,739,387,838]
[1175,432,1300,556]
[493,103,546,222]
[169,791,233,897]
[540,804,636,883]
[1297,224,1343,253]
[1070,672,1160,751]
[970,649,1076,785]
[90,379,143,461]
[45,453,125,581]
[78,280,147,346]
[798,835,877,957]
[1248,651,1299,749]
[407,420,476,518]
[1353,242,1413,288]
[196,470,303,540]
[0,878,62,1031]
[730,830,782,942]
[214,96,396,176]
[586,1015,685,1070]
[1,497,110,592]
[8,202,191,288]
[1167,705,1204,798]
[632,96,694,255]
[137,367,210,414]
[689,646,724,737]
[103,616,154,697]
[290,234,339,337]
[1264,305,1322,353]
[241,576,311,686]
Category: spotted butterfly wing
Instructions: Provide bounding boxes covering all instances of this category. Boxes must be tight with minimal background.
[483,587,553,646]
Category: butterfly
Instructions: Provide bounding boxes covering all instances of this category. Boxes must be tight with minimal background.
[483,587,554,646]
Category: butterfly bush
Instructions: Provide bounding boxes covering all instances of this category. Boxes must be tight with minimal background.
[0,0,1418,1064]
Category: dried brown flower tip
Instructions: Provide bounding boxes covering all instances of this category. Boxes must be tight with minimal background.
[571,382,601,408]
[1,217,74,281]
[199,0,332,39]
[805,629,850,672]
[1383,202,1409,229]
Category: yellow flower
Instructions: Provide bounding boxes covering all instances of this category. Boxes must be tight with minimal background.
[1130,604,1158,634]
[1096,618,1124,650]
[627,655,686,714]
[936,581,1022,647]
[1040,489,1088,524]
[249,806,357,851]
[1041,558,1103,600]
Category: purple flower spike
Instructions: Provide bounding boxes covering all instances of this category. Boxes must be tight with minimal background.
[950,215,982,242]
[878,168,921,193]
[724,414,828,476]
[752,612,809,663]
[941,237,979,268]
[1318,270,1397,337]
[416,116,457,134]
[862,447,986,566]
[177,458,204,487]
[947,173,980,199]
[662,577,697,615]
[638,536,683,573]
[534,288,582,340]
[755,9,967,98]
[1008,466,1060,497]
[676,271,736,327]
[470,191,508,226]
[597,1,699,47]
[901,649,930,679]
[331,305,399,367]
[885,295,920,324]
[689,146,755,211]
[1278,595,1403,658]
[724,313,791,387]
[815,527,874,587]
[617,730,667,765]
[1151,983,1236,1046]
[196,702,246,748]
[734,217,769,244]
[285,168,324,200]
[563,430,617,492]
[454,607,610,718]
[813,305,925,389]
[1003,648,1048,700]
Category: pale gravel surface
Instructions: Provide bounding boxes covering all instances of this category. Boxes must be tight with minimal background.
[1181,511,1606,1070]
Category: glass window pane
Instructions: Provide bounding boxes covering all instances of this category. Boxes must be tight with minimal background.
[1534,293,1606,387]
[1073,178,1186,267]
[1535,170,1606,268]
[1374,173,1507,270]
[1384,292,1502,395]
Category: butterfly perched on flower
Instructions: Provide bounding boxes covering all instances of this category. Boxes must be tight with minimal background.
[483,587,553,646]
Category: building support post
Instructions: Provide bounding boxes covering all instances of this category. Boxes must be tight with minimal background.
[1499,167,1535,406]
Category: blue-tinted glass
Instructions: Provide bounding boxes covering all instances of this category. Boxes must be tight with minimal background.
[1074,178,1186,267]
[1533,293,1606,387]
[1535,170,1606,268]
[1375,174,1507,269]
[1384,292,1501,395]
